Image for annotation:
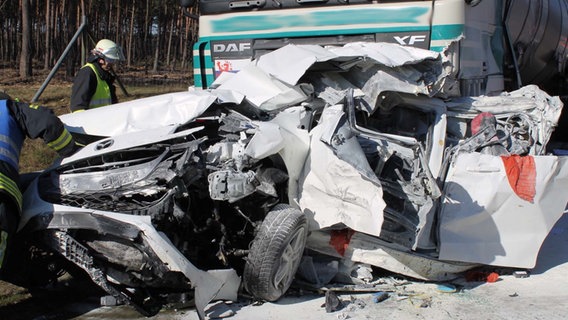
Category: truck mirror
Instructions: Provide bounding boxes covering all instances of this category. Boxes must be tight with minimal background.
[465,0,482,6]
[180,0,195,8]
[180,0,198,19]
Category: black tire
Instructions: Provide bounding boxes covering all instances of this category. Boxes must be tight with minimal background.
[243,204,308,301]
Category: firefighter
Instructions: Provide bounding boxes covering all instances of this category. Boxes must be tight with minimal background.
[70,39,125,113]
[0,92,79,280]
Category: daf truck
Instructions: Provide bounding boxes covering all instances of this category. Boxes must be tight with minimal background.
[183,0,568,98]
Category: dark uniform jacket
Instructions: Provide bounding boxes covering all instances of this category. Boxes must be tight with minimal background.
[70,57,118,113]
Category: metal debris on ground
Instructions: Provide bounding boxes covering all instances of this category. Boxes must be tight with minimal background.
[513,270,529,278]
[324,290,344,313]
[436,283,458,293]
[205,301,236,319]
[348,295,367,309]
[409,294,433,308]
[372,292,390,303]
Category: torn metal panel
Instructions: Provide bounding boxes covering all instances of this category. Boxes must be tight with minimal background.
[319,105,381,186]
[212,63,309,110]
[445,85,563,155]
[333,43,445,110]
[268,107,313,204]
[244,121,285,159]
[256,42,443,87]
[344,92,442,250]
[256,44,341,86]
[299,105,385,237]
[234,42,450,114]
[306,230,476,281]
[299,82,566,270]
[439,153,568,268]
[207,269,241,302]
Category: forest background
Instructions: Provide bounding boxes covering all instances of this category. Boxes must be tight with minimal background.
[1,0,199,78]
[0,0,199,172]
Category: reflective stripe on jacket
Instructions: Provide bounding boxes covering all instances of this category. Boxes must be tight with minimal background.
[85,63,112,108]
[47,129,73,154]
[0,172,21,211]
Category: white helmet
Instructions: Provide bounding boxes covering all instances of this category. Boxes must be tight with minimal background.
[93,39,125,62]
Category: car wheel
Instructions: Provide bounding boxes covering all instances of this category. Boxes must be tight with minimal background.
[243,204,308,301]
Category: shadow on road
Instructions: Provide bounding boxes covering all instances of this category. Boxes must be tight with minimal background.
[0,276,103,320]
[531,212,568,275]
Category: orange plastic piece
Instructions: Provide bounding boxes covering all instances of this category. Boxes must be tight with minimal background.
[486,272,500,283]
[501,155,536,203]
[329,229,355,256]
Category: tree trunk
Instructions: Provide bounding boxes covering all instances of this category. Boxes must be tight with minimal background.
[144,0,150,55]
[115,0,121,44]
[19,0,32,79]
[65,0,78,78]
[180,18,189,69]
[127,0,135,67]
[43,0,51,70]
[166,9,174,67]
[152,33,160,73]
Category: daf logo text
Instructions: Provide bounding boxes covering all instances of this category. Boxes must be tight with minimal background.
[394,35,427,46]
[213,43,251,53]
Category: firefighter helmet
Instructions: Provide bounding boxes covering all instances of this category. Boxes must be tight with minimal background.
[93,39,125,62]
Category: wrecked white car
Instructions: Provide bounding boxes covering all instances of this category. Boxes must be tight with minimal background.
[18,92,312,318]
[16,42,568,317]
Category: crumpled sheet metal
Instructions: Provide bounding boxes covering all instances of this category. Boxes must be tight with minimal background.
[300,84,568,272]
[256,42,442,86]
[446,85,563,155]
[211,63,309,111]
[298,105,385,237]
[306,230,476,281]
[213,42,449,112]
[61,89,218,137]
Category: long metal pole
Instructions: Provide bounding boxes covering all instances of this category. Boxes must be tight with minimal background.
[32,15,88,102]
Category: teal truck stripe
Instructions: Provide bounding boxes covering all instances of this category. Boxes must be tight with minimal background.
[209,7,430,33]
[193,42,215,88]
[431,24,464,40]
[192,42,203,88]
[200,25,432,42]
[199,24,464,46]
[430,24,465,52]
